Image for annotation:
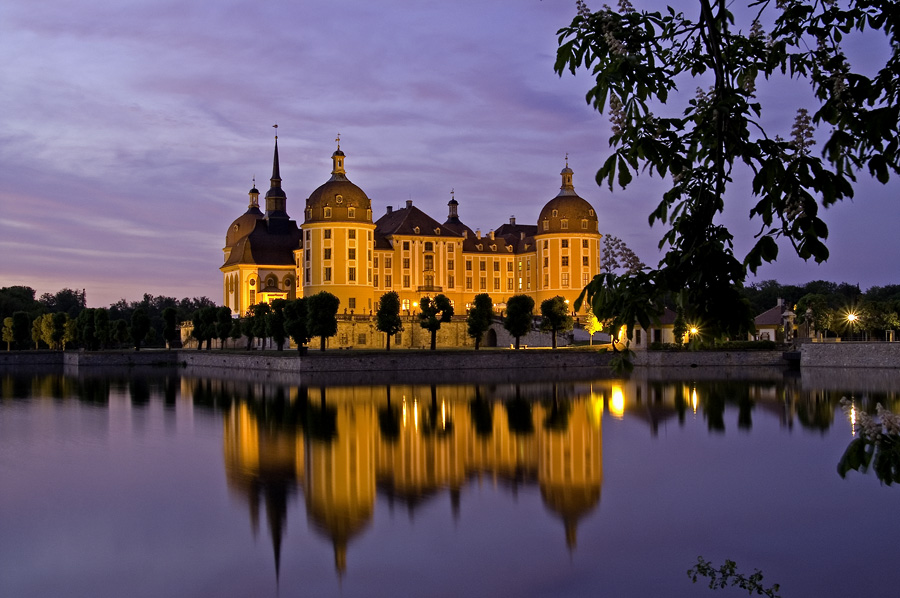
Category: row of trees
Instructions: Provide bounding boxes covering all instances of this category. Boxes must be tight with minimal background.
[2,307,158,351]
[186,291,579,353]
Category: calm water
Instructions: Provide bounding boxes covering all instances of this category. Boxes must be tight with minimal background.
[1,366,898,598]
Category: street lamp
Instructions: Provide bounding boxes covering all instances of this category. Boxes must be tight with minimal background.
[847,313,857,341]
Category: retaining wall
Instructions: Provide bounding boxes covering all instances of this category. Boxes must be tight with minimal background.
[633,350,786,367]
[800,342,900,369]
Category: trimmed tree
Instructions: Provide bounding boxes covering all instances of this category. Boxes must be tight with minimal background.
[12,311,30,350]
[418,294,454,351]
[503,294,534,350]
[306,292,340,351]
[216,306,233,350]
[94,308,110,349]
[540,296,574,350]
[162,307,178,349]
[249,303,271,350]
[2,318,12,351]
[467,293,493,350]
[376,291,403,351]
[131,308,151,351]
[268,299,287,351]
[283,298,310,353]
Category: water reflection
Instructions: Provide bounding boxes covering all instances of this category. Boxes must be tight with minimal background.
[4,367,900,586]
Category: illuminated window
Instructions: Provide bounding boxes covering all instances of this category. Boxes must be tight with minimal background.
[582,219,588,229]
[348,207,355,218]
[562,273,569,287]
[561,219,568,230]
[402,299,410,311]
[583,273,589,285]
[542,220,549,231]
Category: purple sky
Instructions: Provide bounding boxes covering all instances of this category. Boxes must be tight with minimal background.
[2,0,897,307]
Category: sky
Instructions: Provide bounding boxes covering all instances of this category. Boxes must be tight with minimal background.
[1,0,897,308]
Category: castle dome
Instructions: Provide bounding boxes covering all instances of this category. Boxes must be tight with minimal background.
[536,163,598,235]
[225,184,265,247]
[305,147,372,224]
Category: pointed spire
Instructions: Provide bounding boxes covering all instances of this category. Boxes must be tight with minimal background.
[265,130,288,218]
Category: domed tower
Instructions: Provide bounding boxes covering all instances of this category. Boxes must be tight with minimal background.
[298,139,376,315]
[221,136,302,315]
[532,160,602,308]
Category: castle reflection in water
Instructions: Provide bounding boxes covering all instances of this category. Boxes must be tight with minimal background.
[5,368,897,579]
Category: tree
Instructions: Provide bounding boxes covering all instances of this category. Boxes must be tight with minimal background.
[38,288,85,319]
[248,303,271,350]
[76,308,96,350]
[601,234,645,274]
[504,294,535,350]
[229,317,244,348]
[466,293,493,350]
[2,318,12,351]
[376,291,403,351]
[796,293,834,338]
[306,292,340,351]
[267,300,287,351]
[556,0,900,338]
[31,315,44,349]
[131,308,151,351]
[540,296,574,349]
[113,319,129,347]
[216,306,234,350]
[418,294,454,350]
[0,286,40,321]
[94,308,110,349]
[11,311,30,350]
[162,307,178,349]
[583,305,603,345]
[283,298,310,353]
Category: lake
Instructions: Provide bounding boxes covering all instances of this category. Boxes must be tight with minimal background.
[1,365,897,597]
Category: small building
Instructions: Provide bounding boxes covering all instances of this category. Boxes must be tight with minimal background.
[753,299,795,343]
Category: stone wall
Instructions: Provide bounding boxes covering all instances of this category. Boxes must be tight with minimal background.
[633,350,786,367]
[800,342,900,369]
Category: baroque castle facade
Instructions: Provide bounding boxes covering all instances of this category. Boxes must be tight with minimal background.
[221,138,603,335]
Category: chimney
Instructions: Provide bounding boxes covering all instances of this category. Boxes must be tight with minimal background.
[509,216,516,225]
[476,229,481,240]
[406,200,413,209]
[520,231,525,240]
[463,230,468,239]
[386,206,393,214]
[489,230,495,241]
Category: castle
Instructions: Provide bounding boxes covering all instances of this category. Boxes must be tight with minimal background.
[221,137,603,346]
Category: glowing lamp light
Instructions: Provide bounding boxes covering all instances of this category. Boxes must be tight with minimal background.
[689,326,699,336]
[847,313,858,323]
[610,385,625,418]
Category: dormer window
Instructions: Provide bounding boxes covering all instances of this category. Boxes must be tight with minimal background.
[434,228,441,235]
[561,219,568,230]
[542,220,549,231]
[506,245,513,252]
[367,209,372,220]
[581,219,588,229]
[491,244,497,252]
[477,244,483,251]
[414,226,420,234]
[324,207,332,218]
[335,195,343,204]
[348,207,356,218]
[552,209,558,217]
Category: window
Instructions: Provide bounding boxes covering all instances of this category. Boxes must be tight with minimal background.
[324,248,331,260]
[562,239,569,248]
[542,220,549,231]
[374,257,379,267]
[561,219,568,230]
[403,241,410,250]
[480,277,487,290]
[581,220,588,230]
[348,248,356,260]
[543,257,548,268]
[465,260,472,271]
[324,267,332,282]
[466,277,473,290]
[562,256,569,267]
[507,261,513,272]
[348,267,356,281]
[403,275,411,288]
[583,273,589,286]
[562,273,569,287]
[448,275,455,288]
[493,261,500,271]
[358,333,366,345]
[425,242,433,251]
[479,261,486,271]
[447,243,454,251]
[367,250,372,262]
[374,274,379,287]
[348,230,356,239]
[402,299,410,311]
[305,270,310,284]
[249,290,255,304]
[494,278,500,290]
[305,249,310,261]
[385,274,392,287]
[544,274,549,287]
[349,298,356,309]
[448,259,454,270]
[582,239,589,248]
[653,329,662,343]
[348,207,355,218]
[324,229,332,239]
[424,255,434,270]
[552,209,558,217]
[403,258,410,269]
[324,207,332,218]
[385,258,392,269]
[583,256,589,266]
[368,268,372,282]
[635,329,642,345]
[507,278,514,291]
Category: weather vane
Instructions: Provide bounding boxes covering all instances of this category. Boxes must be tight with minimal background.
[273,123,278,140]
[565,152,569,167]
[336,132,341,150]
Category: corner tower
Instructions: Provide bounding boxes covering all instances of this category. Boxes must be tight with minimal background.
[298,139,377,314]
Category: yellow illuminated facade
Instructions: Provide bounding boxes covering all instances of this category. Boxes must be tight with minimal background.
[222,140,603,322]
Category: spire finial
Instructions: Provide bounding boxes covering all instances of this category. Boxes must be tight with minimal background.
[565,152,569,167]
[335,132,341,150]
[273,123,278,140]
[450,188,454,200]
